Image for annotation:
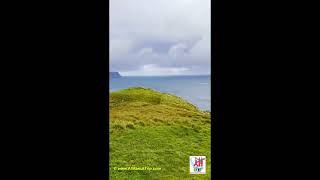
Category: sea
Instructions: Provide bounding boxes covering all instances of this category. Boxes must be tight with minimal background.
[110,75,211,111]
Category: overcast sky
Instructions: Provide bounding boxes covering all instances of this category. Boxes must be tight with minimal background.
[110,0,210,76]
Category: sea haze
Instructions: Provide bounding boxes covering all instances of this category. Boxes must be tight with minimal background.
[110,75,210,111]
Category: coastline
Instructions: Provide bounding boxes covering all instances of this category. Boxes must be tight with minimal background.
[109,86,211,112]
[109,87,211,179]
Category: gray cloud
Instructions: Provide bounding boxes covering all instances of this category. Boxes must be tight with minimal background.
[110,0,211,76]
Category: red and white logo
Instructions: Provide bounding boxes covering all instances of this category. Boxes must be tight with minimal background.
[190,156,206,174]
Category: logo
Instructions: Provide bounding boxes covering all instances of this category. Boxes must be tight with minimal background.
[190,156,206,174]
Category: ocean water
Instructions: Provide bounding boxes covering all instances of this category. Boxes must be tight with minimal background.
[110,75,211,111]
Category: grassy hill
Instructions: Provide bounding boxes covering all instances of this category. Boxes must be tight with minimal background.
[109,87,211,179]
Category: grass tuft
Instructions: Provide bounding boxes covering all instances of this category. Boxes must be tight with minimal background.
[126,123,135,129]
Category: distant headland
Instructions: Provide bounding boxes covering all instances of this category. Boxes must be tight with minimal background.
[110,72,121,78]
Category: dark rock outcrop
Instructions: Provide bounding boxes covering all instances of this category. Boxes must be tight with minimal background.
[110,72,121,78]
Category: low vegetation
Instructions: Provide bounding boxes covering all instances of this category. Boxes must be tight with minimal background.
[110,87,211,179]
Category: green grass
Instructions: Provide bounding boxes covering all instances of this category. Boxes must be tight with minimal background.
[110,87,211,179]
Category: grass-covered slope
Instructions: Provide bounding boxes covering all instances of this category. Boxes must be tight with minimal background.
[110,87,211,179]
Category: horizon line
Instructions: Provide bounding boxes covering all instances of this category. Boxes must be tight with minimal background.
[119,74,210,77]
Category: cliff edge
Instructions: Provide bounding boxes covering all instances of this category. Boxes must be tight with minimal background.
[110,72,121,78]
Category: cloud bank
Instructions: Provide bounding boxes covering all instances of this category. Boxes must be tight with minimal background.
[110,0,211,76]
